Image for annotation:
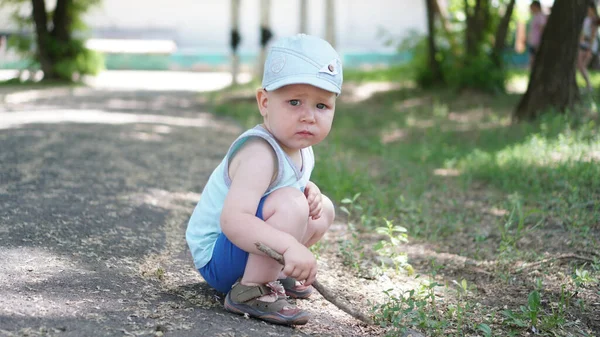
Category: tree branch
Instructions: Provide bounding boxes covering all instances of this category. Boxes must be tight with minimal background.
[515,254,596,273]
[255,242,374,325]
[493,0,517,65]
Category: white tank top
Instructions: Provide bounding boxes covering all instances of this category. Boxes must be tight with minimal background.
[185,125,314,269]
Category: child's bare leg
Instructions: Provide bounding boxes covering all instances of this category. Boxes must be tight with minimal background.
[578,51,592,90]
[241,187,309,288]
[277,193,334,277]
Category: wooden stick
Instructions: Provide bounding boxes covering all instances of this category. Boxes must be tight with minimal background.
[255,242,374,325]
[515,254,596,273]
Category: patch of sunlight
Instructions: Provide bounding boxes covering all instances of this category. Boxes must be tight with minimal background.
[121,188,201,211]
[0,109,240,133]
[463,200,509,216]
[0,246,103,317]
[433,168,461,177]
[486,207,509,216]
[447,108,489,123]
[441,119,511,132]
[341,81,405,103]
[85,70,253,92]
[381,128,408,144]
[0,69,20,81]
[3,87,83,104]
[105,96,196,111]
[460,131,600,170]
[122,131,165,142]
[85,38,177,54]
[405,116,435,129]
[443,107,511,131]
[0,247,84,285]
[393,97,429,113]
[506,75,529,94]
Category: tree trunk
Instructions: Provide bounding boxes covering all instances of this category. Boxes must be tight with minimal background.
[432,0,460,54]
[465,0,490,57]
[426,0,443,83]
[514,0,588,121]
[230,0,241,86]
[299,0,308,33]
[325,0,336,48]
[492,0,516,67]
[51,0,72,42]
[257,0,272,79]
[31,0,54,78]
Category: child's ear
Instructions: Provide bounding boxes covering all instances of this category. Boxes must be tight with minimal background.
[256,88,268,117]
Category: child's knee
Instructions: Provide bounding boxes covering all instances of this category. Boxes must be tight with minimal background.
[264,187,309,224]
[321,195,335,225]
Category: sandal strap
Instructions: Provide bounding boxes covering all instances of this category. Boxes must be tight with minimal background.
[230,283,273,303]
[277,277,296,289]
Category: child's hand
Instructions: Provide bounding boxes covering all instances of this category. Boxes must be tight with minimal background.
[304,181,323,220]
[282,242,317,286]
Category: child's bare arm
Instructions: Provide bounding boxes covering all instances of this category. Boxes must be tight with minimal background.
[220,139,316,283]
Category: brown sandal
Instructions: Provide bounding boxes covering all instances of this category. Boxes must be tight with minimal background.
[277,277,313,299]
[224,281,310,325]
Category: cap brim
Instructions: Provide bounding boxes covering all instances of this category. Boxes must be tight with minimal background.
[264,75,341,95]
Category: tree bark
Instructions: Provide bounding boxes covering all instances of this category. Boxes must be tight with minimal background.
[30,0,54,78]
[325,0,336,48]
[299,0,308,33]
[426,0,443,83]
[257,0,271,79]
[514,0,588,121]
[230,0,241,86]
[492,0,516,67]
[432,0,460,54]
[465,0,491,57]
[51,0,72,42]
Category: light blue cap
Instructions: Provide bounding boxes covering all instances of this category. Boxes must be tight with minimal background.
[262,34,343,95]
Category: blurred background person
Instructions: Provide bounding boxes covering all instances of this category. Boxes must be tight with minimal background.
[577,2,599,93]
[525,1,547,67]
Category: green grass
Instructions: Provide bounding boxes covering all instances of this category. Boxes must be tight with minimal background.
[343,65,413,83]
[208,67,600,336]
[209,72,599,234]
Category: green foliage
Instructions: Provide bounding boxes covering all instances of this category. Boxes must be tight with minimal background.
[208,73,599,336]
[373,278,491,337]
[498,193,543,258]
[1,0,104,81]
[392,31,506,93]
[344,65,412,83]
[445,52,506,93]
[373,218,410,273]
[382,0,517,92]
[501,284,573,335]
[455,113,600,200]
[51,38,104,79]
[372,282,447,336]
[573,267,599,287]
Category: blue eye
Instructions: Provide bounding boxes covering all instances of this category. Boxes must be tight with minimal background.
[316,103,326,109]
[289,100,300,106]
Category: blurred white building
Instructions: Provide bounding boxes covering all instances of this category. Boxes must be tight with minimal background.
[0,0,428,69]
[80,0,426,53]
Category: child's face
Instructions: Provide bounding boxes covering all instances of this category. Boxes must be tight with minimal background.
[256,83,336,154]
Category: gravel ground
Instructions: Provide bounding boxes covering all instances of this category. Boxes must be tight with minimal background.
[0,79,382,337]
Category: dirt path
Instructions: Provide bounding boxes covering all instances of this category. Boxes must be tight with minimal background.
[0,85,381,337]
